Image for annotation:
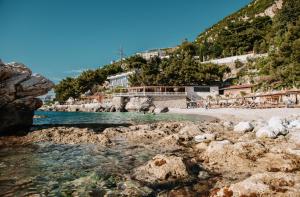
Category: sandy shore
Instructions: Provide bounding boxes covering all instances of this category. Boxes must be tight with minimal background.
[169,107,300,121]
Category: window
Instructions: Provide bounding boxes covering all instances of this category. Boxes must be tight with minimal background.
[194,86,210,92]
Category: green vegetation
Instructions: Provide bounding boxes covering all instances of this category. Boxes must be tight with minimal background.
[230,0,300,89]
[54,63,123,102]
[54,0,300,102]
[184,0,299,89]
[127,48,230,86]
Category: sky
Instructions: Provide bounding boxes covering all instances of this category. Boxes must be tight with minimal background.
[0,0,251,83]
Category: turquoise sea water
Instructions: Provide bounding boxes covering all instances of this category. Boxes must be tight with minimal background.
[0,111,213,196]
[34,111,211,125]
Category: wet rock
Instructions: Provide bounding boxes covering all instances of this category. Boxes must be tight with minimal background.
[109,106,116,112]
[157,186,196,197]
[154,107,169,114]
[116,180,153,196]
[198,171,210,180]
[233,122,254,133]
[132,154,189,185]
[148,106,155,113]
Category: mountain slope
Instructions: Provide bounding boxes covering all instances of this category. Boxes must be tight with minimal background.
[191,0,300,89]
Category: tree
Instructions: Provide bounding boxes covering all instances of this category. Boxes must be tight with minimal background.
[54,77,78,103]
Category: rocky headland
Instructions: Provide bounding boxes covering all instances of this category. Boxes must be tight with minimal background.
[1,114,300,196]
[0,61,54,135]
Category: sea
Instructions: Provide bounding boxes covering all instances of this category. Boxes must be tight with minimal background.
[33,110,211,125]
[0,111,211,196]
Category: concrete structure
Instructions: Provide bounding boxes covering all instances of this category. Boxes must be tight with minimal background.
[152,96,187,109]
[186,86,219,100]
[114,86,218,98]
[221,84,254,97]
[107,71,134,88]
[111,86,220,109]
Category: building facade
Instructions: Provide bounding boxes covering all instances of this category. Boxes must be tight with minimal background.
[107,71,134,89]
[136,49,168,60]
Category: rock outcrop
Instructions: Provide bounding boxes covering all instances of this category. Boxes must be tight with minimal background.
[0,61,54,134]
[125,97,152,112]
[132,154,189,186]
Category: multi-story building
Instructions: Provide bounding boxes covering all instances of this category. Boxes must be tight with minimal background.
[107,71,134,89]
[136,49,168,60]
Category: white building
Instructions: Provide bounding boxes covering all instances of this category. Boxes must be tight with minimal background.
[107,71,134,89]
[136,49,168,60]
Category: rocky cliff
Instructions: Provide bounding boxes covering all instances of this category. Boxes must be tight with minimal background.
[0,61,54,135]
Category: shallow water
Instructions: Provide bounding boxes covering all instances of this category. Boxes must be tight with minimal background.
[34,111,211,125]
[0,141,159,196]
[0,111,211,196]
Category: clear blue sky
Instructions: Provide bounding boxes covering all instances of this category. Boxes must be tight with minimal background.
[0,0,251,83]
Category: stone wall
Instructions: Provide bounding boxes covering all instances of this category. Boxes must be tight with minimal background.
[152,96,187,109]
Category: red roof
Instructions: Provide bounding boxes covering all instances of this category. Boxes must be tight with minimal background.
[220,84,254,90]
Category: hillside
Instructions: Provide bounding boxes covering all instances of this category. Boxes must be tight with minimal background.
[191,0,300,89]
[54,0,299,101]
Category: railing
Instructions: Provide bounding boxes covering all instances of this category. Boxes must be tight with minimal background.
[113,92,187,97]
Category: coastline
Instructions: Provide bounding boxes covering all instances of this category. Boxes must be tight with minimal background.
[169,107,300,121]
[1,108,300,195]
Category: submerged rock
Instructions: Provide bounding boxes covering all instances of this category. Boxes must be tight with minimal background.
[26,127,111,145]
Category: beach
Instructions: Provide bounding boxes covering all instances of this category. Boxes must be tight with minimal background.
[170,107,300,121]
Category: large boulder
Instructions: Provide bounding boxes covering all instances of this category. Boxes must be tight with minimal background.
[256,117,288,138]
[154,107,169,114]
[125,97,152,112]
[268,117,288,134]
[132,154,189,185]
[0,62,54,135]
[234,122,254,133]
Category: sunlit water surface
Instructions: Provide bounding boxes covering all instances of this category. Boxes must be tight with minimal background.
[0,111,212,195]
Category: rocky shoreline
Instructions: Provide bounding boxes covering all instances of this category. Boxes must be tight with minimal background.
[1,114,300,196]
[40,97,169,114]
